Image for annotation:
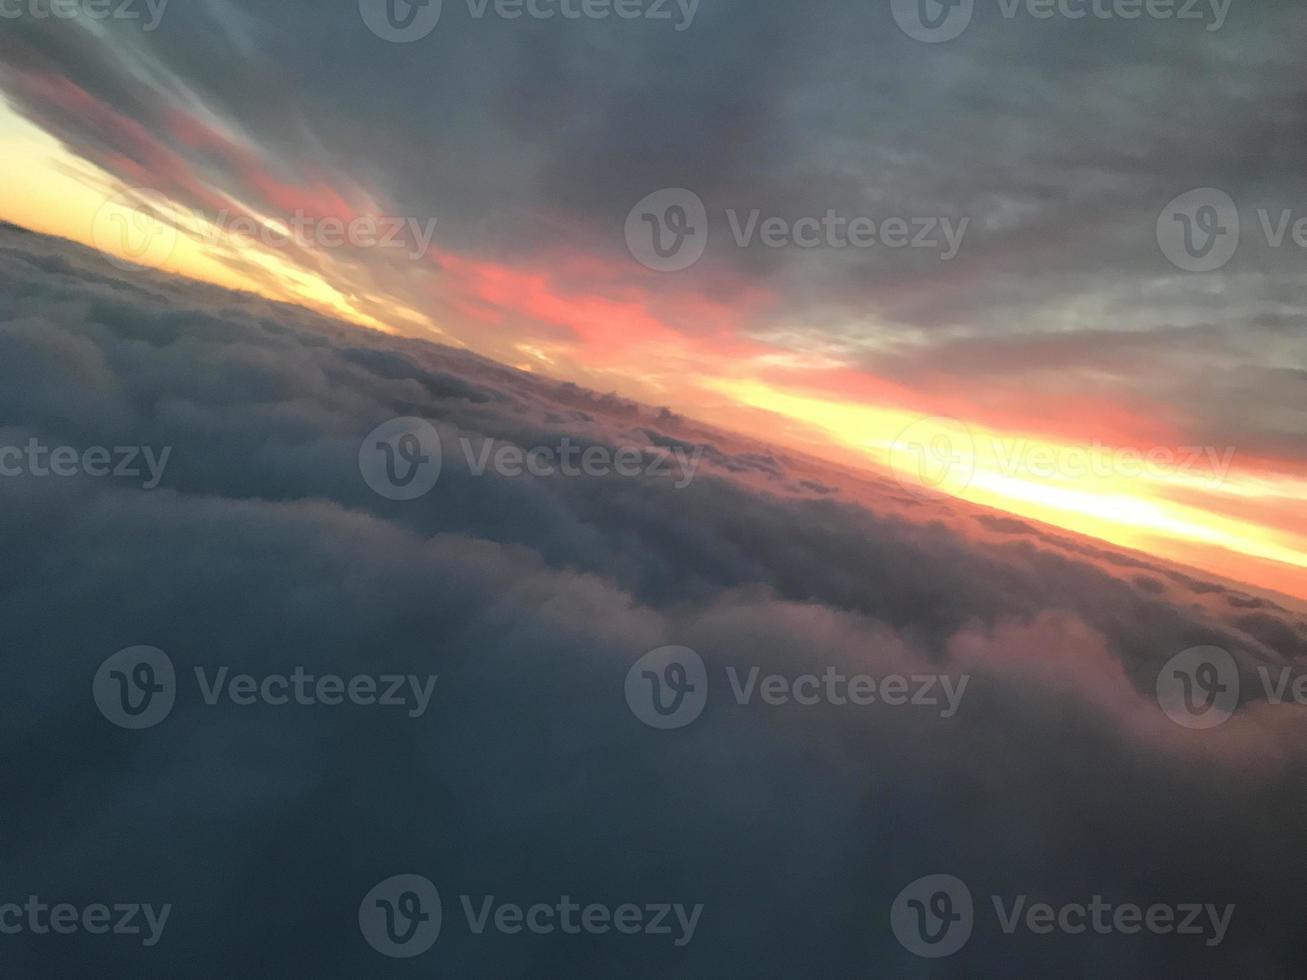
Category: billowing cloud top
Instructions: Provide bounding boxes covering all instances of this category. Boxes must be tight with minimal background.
[2,227,1306,976]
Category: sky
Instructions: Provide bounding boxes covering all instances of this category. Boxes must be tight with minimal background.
[1,0,1305,599]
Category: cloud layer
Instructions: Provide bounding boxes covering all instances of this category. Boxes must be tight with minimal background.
[2,0,1306,458]
[2,228,1307,976]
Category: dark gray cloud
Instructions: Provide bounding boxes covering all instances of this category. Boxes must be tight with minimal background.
[6,0,1307,329]
[2,228,1307,977]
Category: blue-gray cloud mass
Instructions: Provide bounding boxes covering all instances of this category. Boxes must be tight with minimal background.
[2,227,1307,977]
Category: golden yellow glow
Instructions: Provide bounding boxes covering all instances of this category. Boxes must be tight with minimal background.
[708,378,1307,582]
[0,99,433,336]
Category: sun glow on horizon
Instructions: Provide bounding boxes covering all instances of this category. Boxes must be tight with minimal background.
[5,90,1306,602]
[0,99,434,337]
[708,378,1307,599]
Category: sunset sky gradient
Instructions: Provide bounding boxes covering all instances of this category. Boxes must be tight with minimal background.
[2,1,1304,599]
